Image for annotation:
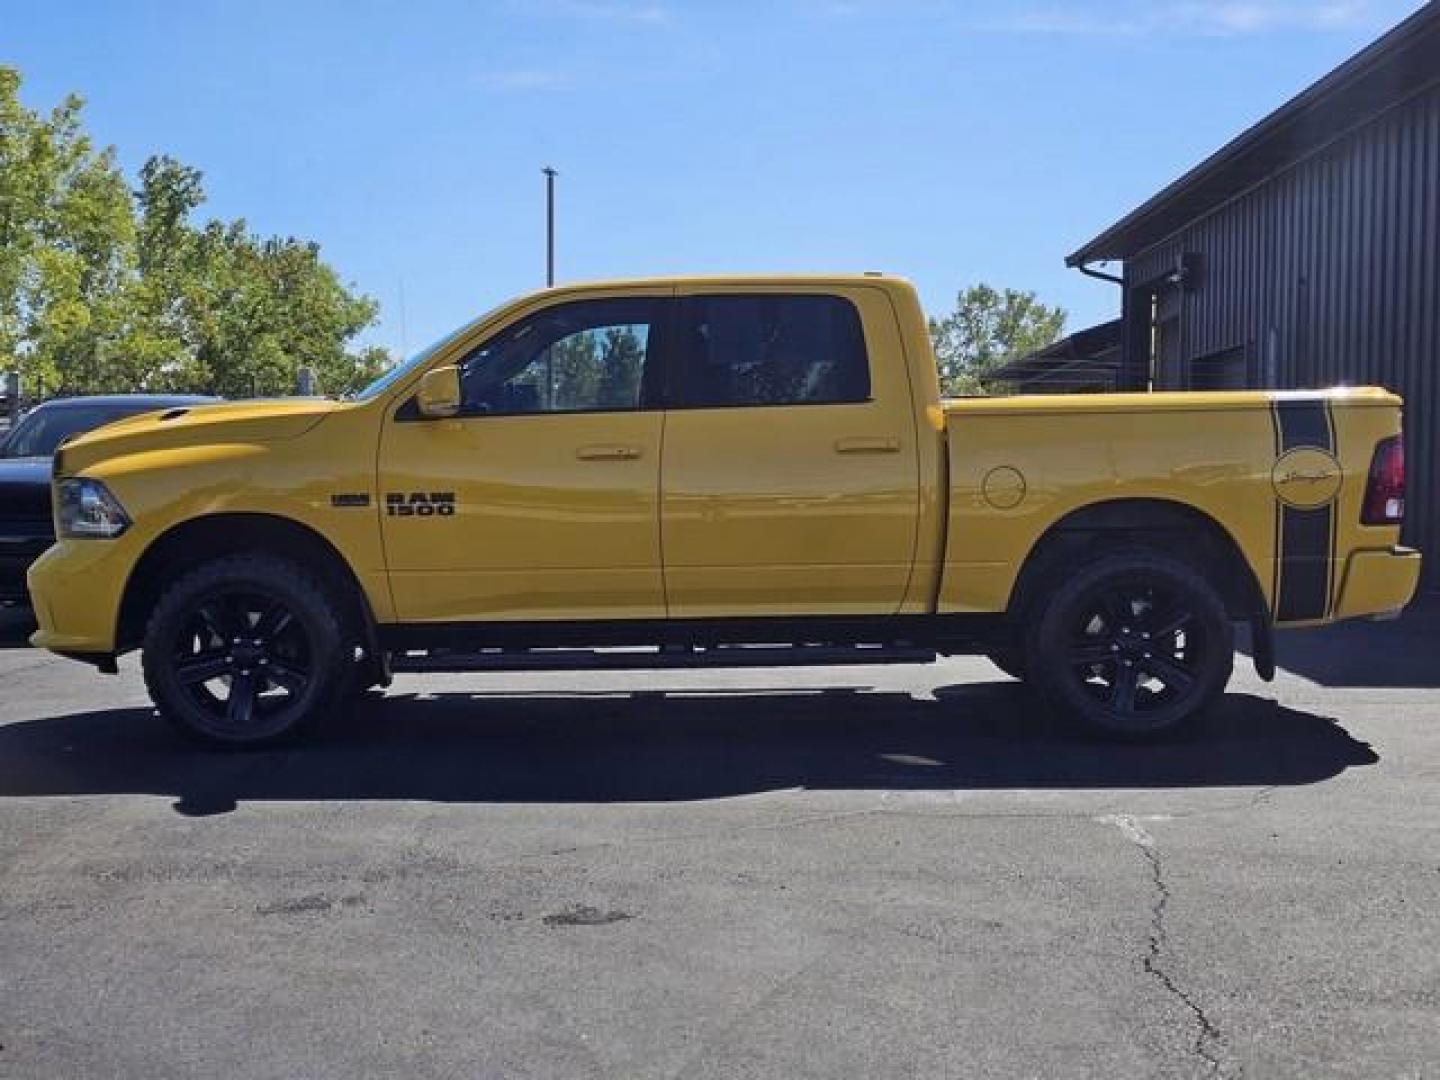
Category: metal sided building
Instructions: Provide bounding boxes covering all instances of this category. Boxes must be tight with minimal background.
[1065,1,1440,587]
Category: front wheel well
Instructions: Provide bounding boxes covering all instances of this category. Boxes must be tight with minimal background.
[1007,499,1267,627]
[117,513,375,653]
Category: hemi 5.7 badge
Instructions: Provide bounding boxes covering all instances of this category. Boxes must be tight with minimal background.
[385,492,457,517]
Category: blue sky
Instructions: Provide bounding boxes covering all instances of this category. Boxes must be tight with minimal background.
[5,0,1427,355]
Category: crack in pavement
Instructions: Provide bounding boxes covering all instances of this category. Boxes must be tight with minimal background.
[1097,814,1238,1078]
[507,794,1284,866]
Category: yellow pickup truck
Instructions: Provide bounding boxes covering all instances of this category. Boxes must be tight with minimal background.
[27,275,1420,745]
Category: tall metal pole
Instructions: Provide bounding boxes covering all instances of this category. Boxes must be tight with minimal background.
[542,166,558,287]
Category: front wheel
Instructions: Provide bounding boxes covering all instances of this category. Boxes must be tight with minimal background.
[1025,550,1234,740]
[142,555,349,747]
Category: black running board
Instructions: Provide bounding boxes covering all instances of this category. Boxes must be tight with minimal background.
[389,643,939,674]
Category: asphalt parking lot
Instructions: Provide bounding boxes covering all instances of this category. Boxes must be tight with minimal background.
[1,603,1437,1079]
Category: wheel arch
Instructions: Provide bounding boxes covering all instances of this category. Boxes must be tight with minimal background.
[1007,498,1267,625]
[117,513,378,656]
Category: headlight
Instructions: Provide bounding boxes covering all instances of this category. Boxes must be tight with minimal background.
[57,477,132,539]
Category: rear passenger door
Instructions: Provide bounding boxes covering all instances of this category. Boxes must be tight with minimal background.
[659,286,920,617]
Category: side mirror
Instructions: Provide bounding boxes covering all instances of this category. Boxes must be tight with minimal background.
[416,366,462,418]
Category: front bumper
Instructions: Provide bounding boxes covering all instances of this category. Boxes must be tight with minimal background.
[27,536,134,653]
[1333,546,1423,621]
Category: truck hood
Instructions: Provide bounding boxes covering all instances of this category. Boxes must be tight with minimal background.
[56,398,341,476]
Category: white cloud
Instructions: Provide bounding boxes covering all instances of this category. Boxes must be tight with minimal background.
[994,6,1142,34]
[1163,1,1373,34]
[814,0,949,13]
[475,69,574,91]
[819,0,1394,35]
[525,0,669,24]
[984,1,1383,37]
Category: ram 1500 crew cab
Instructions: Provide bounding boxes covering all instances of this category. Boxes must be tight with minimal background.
[27,275,1421,744]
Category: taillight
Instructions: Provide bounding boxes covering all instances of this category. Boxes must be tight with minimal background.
[1361,434,1405,525]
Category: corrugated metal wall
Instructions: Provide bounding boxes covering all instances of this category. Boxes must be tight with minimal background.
[1125,84,1440,587]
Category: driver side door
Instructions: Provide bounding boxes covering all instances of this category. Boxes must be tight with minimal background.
[378,290,671,623]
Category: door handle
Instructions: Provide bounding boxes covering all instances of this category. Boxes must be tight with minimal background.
[577,444,643,461]
[834,436,900,454]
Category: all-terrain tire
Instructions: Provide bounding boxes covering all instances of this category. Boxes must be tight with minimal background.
[141,554,349,747]
[1025,549,1233,740]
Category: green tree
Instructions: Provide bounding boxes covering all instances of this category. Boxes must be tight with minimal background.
[0,69,137,394]
[186,229,384,397]
[929,283,1066,396]
[596,325,643,408]
[0,67,384,398]
[545,330,600,409]
[119,155,207,389]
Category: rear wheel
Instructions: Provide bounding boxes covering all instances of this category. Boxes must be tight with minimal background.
[1026,550,1233,740]
[142,555,348,747]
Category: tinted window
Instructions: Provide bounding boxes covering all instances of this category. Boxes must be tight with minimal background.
[674,294,870,408]
[458,298,659,416]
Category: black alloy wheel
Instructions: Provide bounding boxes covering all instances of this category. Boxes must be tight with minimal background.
[174,590,311,732]
[143,555,347,746]
[1028,550,1233,739]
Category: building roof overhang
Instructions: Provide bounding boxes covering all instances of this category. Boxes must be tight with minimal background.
[1067,2,1440,268]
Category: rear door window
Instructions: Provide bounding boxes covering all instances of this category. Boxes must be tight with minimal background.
[672,294,870,408]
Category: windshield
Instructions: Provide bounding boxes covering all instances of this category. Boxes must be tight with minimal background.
[1,402,149,458]
[351,301,512,402]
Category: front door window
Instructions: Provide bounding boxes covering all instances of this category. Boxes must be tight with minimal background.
[459,299,659,415]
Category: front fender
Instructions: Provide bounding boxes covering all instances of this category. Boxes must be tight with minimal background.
[32,407,391,655]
